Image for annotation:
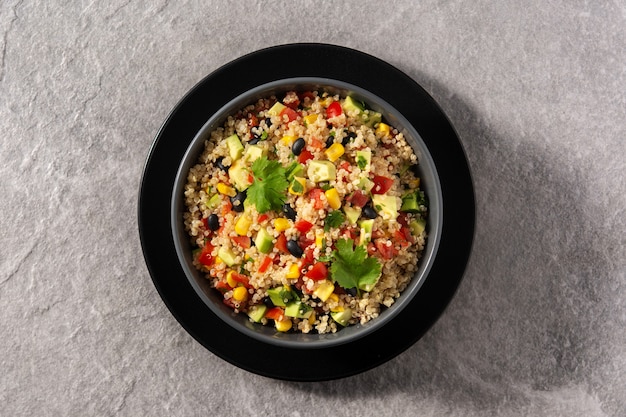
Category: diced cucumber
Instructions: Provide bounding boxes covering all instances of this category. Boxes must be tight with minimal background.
[307,160,336,182]
[330,308,352,327]
[225,134,244,161]
[342,96,365,113]
[343,206,361,225]
[358,177,375,193]
[400,191,420,213]
[267,286,298,307]
[358,219,375,245]
[372,194,399,220]
[267,102,286,116]
[410,218,426,235]
[247,304,267,323]
[205,193,221,209]
[217,246,237,266]
[255,227,274,254]
[356,149,371,172]
[284,301,313,319]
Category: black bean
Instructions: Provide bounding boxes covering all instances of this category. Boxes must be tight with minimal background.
[265,117,272,126]
[230,191,247,212]
[291,137,305,156]
[262,296,274,308]
[326,136,335,148]
[248,136,260,145]
[287,239,303,258]
[342,131,357,146]
[282,203,297,220]
[345,287,358,297]
[207,214,219,231]
[362,204,378,219]
[215,157,229,171]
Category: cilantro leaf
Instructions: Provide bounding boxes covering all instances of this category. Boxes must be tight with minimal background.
[330,238,382,293]
[324,210,346,231]
[246,156,289,213]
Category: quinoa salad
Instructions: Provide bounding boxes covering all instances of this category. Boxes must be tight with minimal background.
[182,90,428,334]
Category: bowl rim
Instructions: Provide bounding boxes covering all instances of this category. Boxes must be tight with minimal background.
[170,76,443,349]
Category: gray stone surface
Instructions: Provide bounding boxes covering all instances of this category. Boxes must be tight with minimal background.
[1,0,624,416]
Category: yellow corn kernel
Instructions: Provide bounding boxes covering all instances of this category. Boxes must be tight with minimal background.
[315,233,324,249]
[232,286,248,302]
[234,213,252,236]
[303,114,318,126]
[376,122,391,137]
[288,176,307,196]
[217,183,236,197]
[308,311,316,325]
[331,305,344,313]
[286,263,300,279]
[281,135,297,145]
[328,293,339,304]
[324,188,341,210]
[214,256,223,265]
[410,178,421,188]
[325,143,345,162]
[226,270,238,288]
[274,218,291,232]
[275,318,292,332]
[313,280,335,302]
[319,97,332,107]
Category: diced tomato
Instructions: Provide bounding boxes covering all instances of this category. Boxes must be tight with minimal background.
[397,212,409,227]
[371,228,385,239]
[308,188,325,210]
[375,239,398,260]
[394,230,411,248]
[371,175,394,194]
[310,137,324,149]
[299,236,315,252]
[279,107,299,123]
[299,91,316,102]
[198,243,215,266]
[202,217,209,230]
[223,297,238,309]
[284,97,300,109]
[339,161,352,172]
[215,280,231,293]
[258,256,273,273]
[326,101,343,118]
[305,262,328,281]
[258,214,269,223]
[294,219,314,234]
[298,149,314,164]
[231,272,252,288]
[275,233,288,254]
[367,242,377,257]
[222,199,233,215]
[247,113,258,127]
[400,226,414,243]
[265,306,285,321]
[232,235,251,249]
[348,190,369,208]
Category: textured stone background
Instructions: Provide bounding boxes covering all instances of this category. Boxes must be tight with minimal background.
[1,1,624,416]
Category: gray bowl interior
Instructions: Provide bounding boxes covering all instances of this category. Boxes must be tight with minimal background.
[172,77,442,349]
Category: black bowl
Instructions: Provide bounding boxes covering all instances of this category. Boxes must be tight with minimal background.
[138,43,474,380]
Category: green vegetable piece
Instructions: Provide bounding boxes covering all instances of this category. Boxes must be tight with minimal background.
[410,218,426,235]
[400,191,420,213]
[356,149,371,172]
[343,206,361,225]
[330,238,382,293]
[267,286,297,307]
[342,96,365,113]
[226,134,244,161]
[205,193,221,209]
[243,144,265,163]
[358,219,374,245]
[284,301,313,319]
[372,194,398,219]
[324,210,346,231]
[267,102,286,116]
[285,161,304,182]
[330,308,353,326]
[217,246,237,266]
[255,227,274,254]
[246,156,289,213]
[247,304,267,323]
[307,160,336,182]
